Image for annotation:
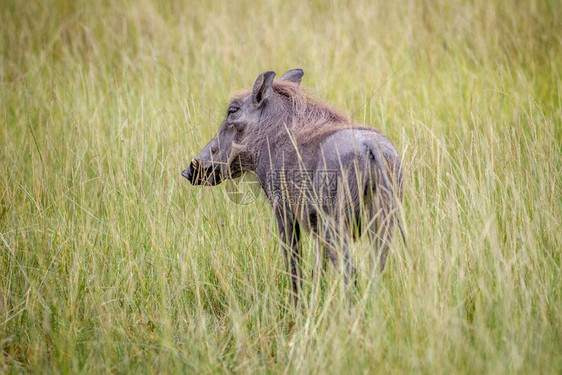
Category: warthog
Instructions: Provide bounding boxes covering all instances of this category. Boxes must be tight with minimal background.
[183,69,404,302]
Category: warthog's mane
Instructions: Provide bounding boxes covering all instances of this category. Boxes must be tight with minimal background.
[271,81,348,126]
[235,80,377,148]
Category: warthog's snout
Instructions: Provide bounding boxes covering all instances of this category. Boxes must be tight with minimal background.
[182,159,200,185]
[181,165,194,182]
[182,158,221,186]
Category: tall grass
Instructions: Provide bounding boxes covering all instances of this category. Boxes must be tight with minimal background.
[1,0,561,373]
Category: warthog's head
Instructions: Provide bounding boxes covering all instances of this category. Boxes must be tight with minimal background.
[182,69,303,185]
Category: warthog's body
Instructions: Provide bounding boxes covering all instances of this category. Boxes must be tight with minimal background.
[183,69,403,302]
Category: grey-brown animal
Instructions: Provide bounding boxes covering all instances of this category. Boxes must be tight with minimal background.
[182,69,404,303]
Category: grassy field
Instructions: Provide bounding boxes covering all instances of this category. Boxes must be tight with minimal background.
[1,0,561,373]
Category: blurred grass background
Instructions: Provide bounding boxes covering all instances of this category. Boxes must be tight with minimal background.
[1,0,561,373]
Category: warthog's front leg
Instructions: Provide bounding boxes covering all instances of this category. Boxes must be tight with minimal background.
[275,209,302,305]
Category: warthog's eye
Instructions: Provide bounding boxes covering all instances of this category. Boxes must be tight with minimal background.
[227,106,240,115]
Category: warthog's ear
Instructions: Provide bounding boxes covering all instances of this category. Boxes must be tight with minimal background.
[252,71,276,107]
[280,68,304,85]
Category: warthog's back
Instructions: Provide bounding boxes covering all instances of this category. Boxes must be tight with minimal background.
[291,127,402,234]
[317,128,400,170]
